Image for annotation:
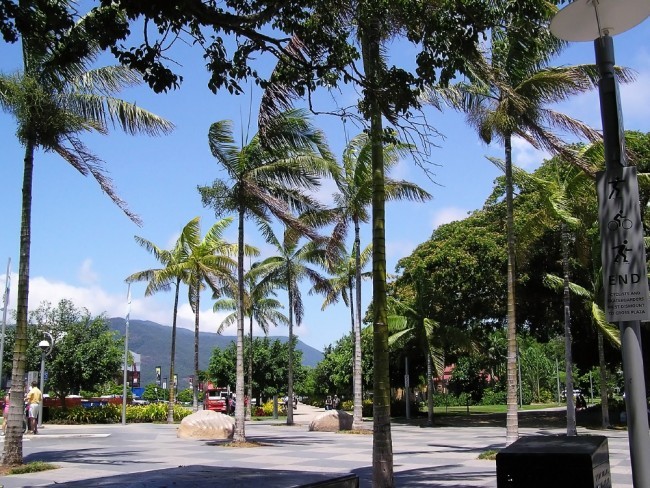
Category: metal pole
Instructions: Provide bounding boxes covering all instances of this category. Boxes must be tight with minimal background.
[121,284,131,425]
[37,350,45,428]
[596,34,650,488]
[556,358,561,405]
[37,332,52,429]
[0,258,11,390]
[405,357,410,420]
[517,343,523,408]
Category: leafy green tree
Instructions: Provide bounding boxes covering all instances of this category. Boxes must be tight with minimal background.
[311,332,374,399]
[519,339,554,403]
[142,383,168,403]
[0,5,173,465]
[126,218,199,423]
[198,109,335,441]
[207,337,305,402]
[30,300,123,409]
[254,228,332,425]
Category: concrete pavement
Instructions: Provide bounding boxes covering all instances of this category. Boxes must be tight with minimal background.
[0,403,635,487]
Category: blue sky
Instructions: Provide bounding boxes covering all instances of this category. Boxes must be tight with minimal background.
[1,15,650,354]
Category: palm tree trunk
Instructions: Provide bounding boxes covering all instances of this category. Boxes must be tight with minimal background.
[348,277,355,336]
[287,271,294,426]
[246,315,253,421]
[234,207,246,441]
[167,279,181,423]
[504,133,519,446]
[353,220,363,429]
[597,328,610,428]
[562,224,577,435]
[361,20,394,486]
[193,289,200,412]
[3,142,35,466]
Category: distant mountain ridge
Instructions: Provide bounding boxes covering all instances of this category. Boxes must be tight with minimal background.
[108,317,323,389]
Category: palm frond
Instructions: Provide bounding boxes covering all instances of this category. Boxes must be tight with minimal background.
[591,303,621,348]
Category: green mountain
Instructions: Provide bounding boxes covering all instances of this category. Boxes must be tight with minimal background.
[108,317,323,389]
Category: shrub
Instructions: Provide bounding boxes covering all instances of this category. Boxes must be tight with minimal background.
[362,399,373,417]
[49,404,120,424]
[48,403,191,424]
[479,388,507,406]
[341,400,354,411]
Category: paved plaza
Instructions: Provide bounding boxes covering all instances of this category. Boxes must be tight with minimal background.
[0,403,635,487]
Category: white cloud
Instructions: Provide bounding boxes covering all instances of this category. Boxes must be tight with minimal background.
[0,272,230,334]
[510,136,551,170]
[78,258,99,285]
[432,207,470,229]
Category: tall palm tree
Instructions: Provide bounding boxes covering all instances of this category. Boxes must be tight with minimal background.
[0,7,173,465]
[326,134,431,428]
[214,266,289,419]
[501,154,625,432]
[254,227,333,425]
[198,109,337,441]
[125,219,199,423]
[436,7,618,443]
[181,217,240,410]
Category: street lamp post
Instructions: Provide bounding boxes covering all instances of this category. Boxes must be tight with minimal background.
[551,2,650,487]
[37,332,53,429]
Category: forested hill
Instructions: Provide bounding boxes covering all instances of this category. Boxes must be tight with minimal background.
[108,318,324,389]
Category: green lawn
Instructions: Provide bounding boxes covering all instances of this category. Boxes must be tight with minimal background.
[430,403,560,415]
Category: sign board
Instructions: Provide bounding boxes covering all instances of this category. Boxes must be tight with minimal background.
[596,166,650,321]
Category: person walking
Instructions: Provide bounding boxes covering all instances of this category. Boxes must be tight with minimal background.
[2,391,9,435]
[25,381,42,434]
[333,395,340,410]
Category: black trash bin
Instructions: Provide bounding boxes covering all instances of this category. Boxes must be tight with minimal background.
[496,435,610,488]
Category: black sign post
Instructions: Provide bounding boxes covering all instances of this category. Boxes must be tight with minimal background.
[597,166,650,321]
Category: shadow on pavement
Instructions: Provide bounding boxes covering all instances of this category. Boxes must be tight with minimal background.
[25,448,156,466]
[37,465,354,488]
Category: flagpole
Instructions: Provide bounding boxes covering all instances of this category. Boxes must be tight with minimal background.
[121,284,131,425]
[0,258,11,390]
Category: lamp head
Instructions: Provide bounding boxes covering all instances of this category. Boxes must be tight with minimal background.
[550,0,650,42]
[38,339,50,352]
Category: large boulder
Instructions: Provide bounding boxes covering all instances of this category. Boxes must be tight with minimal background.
[177,410,235,440]
[309,410,354,432]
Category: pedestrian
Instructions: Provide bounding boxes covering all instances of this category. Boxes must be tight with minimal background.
[333,394,340,410]
[2,391,9,435]
[325,395,332,410]
[25,381,42,434]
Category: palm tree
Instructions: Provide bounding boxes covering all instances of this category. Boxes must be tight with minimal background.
[198,109,337,441]
[544,270,620,428]
[501,153,624,433]
[325,134,431,428]
[387,272,476,427]
[254,227,333,425]
[214,266,289,419]
[125,218,199,423]
[182,217,240,410]
[0,8,173,465]
[435,8,621,443]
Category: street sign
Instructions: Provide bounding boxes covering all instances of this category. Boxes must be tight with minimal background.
[596,166,650,321]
